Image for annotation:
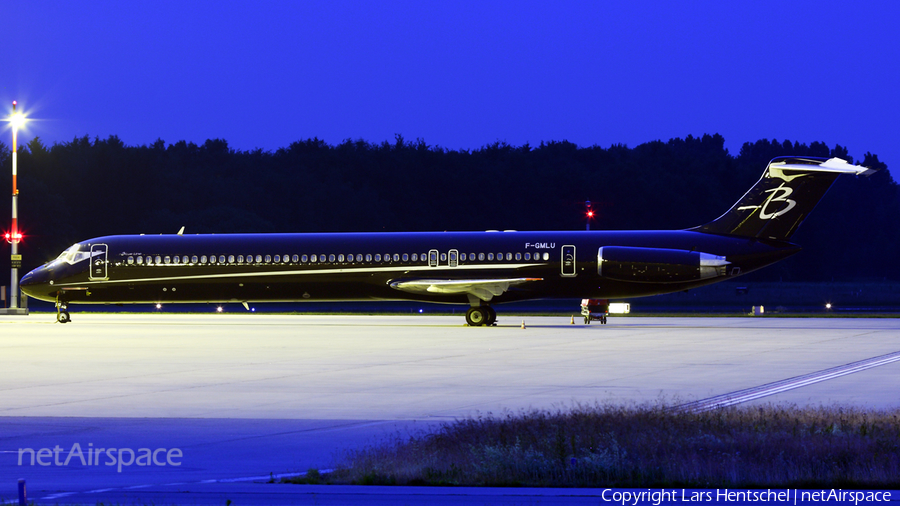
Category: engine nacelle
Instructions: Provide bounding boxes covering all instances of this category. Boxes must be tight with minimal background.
[597,246,729,283]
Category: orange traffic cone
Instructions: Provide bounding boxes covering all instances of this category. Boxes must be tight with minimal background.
[521,320,526,329]
[570,315,575,324]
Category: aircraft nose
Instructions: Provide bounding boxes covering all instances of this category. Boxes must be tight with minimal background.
[20,266,44,287]
[19,265,54,301]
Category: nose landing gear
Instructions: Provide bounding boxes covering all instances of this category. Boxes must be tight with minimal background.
[56,296,71,324]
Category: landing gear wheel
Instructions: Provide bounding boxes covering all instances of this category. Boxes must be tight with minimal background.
[56,298,71,324]
[485,306,497,326]
[466,307,488,326]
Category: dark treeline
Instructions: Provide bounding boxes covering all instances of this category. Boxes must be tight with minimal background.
[0,133,896,282]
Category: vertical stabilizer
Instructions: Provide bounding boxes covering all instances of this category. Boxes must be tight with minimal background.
[692,157,874,241]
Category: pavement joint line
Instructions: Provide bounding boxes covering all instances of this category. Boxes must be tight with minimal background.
[39,470,323,500]
[676,350,900,413]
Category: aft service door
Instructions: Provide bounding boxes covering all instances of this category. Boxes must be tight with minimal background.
[561,245,576,276]
[89,244,108,280]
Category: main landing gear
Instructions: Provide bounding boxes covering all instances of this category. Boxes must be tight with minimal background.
[56,296,71,324]
[465,305,496,327]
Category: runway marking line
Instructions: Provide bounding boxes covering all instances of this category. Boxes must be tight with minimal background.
[676,350,900,412]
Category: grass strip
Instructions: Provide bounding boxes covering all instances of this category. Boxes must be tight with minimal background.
[286,403,900,488]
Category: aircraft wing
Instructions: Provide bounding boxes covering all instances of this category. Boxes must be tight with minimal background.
[389,278,543,302]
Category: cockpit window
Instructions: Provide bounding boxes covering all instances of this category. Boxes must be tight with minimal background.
[56,244,92,265]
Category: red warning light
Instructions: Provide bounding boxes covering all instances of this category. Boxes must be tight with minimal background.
[5,231,23,243]
[587,210,594,218]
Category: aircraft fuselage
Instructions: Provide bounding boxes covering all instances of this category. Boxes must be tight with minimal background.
[21,229,797,306]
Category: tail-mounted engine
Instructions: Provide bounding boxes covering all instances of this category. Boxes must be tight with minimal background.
[598,246,729,283]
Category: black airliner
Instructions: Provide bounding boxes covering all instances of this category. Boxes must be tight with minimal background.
[20,156,873,325]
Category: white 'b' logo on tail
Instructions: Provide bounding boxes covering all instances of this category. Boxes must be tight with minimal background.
[759,184,796,219]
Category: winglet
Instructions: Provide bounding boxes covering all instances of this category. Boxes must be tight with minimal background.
[177,226,185,236]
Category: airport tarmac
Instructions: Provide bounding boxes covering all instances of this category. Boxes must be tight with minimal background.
[1,313,898,504]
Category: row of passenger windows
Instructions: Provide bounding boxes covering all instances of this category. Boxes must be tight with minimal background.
[125,251,551,266]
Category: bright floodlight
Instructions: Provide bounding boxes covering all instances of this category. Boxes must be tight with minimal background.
[10,111,25,129]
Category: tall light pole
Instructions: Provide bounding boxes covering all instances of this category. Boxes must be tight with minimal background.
[3,101,27,314]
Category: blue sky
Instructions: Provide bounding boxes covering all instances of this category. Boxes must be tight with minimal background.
[3,1,898,166]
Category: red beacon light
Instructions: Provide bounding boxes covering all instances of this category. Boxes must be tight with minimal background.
[5,231,23,243]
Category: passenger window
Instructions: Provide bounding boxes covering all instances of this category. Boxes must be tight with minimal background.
[347,253,353,262]
[136,256,143,265]
[301,254,308,263]
[310,254,317,263]
[365,253,372,262]
[375,254,382,262]
[200,255,207,264]
[459,253,466,261]
[393,253,400,262]
[219,255,226,264]
[155,255,162,264]
[497,252,503,260]
[411,253,418,262]
[515,252,522,261]
[543,252,549,260]
[356,254,363,262]
[337,254,344,262]
[506,253,512,261]
[487,253,494,261]
[478,253,485,261]
[293,255,299,263]
[237,255,244,264]
[274,255,281,263]
[401,253,408,262]
[174,256,181,264]
[440,253,447,262]
[191,255,198,263]
[226,255,233,264]
[127,256,134,265]
[181,256,188,263]
[284,254,289,263]
[328,254,336,263]
[525,252,531,260]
